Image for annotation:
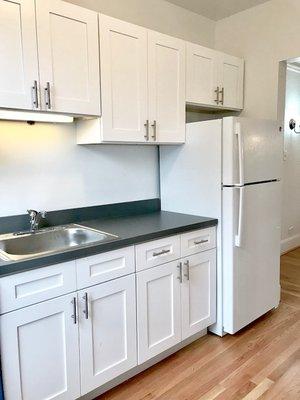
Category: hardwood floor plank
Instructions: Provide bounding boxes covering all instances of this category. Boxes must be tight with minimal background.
[97,248,300,400]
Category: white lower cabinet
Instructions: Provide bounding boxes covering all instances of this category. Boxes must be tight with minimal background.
[0,293,81,400]
[181,250,216,340]
[137,261,182,363]
[79,275,137,395]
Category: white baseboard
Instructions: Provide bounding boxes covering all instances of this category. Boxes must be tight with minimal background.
[281,234,300,254]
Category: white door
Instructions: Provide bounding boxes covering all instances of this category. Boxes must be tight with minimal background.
[137,261,182,364]
[181,250,217,340]
[148,31,186,143]
[0,293,80,400]
[36,0,100,115]
[218,53,244,109]
[223,117,283,185]
[186,43,219,107]
[79,275,137,395]
[99,14,148,142]
[222,181,282,334]
[0,0,39,110]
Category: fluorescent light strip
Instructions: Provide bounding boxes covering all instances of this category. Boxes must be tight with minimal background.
[0,110,74,123]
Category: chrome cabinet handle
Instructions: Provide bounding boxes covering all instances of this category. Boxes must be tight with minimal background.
[194,239,209,245]
[32,80,39,109]
[71,297,77,324]
[220,87,224,105]
[83,292,89,319]
[151,120,157,141]
[144,120,150,141]
[184,260,190,281]
[44,82,51,109]
[153,249,170,257]
[214,86,220,104]
[177,262,183,283]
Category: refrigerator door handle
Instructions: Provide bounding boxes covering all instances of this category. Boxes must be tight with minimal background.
[236,122,245,185]
[235,186,245,247]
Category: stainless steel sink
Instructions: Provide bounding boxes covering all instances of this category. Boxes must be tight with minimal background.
[0,224,118,261]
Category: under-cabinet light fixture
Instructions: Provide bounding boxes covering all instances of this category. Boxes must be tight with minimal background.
[0,110,74,124]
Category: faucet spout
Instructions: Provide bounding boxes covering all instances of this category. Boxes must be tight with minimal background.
[27,209,47,232]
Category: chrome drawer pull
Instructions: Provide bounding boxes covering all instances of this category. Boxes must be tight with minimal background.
[151,120,157,141]
[144,120,150,141]
[83,292,89,320]
[184,260,190,281]
[32,80,39,109]
[214,86,220,104]
[177,262,183,283]
[44,82,51,109]
[194,239,209,245]
[71,297,77,324]
[153,249,170,257]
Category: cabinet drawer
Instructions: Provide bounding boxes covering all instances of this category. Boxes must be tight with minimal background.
[181,227,216,257]
[76,246,135,289]
[135,235,180,271]
[0,261,77,314]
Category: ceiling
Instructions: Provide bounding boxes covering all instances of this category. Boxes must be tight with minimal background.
[166,0,270,21]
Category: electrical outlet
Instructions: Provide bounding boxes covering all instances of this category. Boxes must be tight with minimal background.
[288,225,294,235]
[283,150,288,161]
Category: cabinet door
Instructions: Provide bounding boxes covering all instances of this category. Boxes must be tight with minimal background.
[137,261,182,364]
[79,275,137,395]
[148,31,185,144]
[218,53,244,110]
[99,14,148,142]
[0,294,80,400]
[36,0,100,115]
[0,0,39,110]
[181,250,216,340]
[186,43,219,107]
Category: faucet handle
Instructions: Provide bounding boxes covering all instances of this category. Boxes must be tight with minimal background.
[40,211,47,219]
[27,209,38,217]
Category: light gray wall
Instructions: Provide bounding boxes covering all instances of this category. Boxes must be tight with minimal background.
[0,121,159,217]
[0,0,216,218]
[215,0,300,251]
[65,0,215,47]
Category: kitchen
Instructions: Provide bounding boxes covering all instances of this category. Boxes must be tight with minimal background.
[0,0,299,399]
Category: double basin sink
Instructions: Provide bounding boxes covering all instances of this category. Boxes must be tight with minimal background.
[0,224,118,262]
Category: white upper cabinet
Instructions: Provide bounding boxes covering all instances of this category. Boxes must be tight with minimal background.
[99,15,148,142]
[186,43,244,110]
[186,42,218,107]
[218,52,244,110]
[0,0,39,110]
[36,0,100,115]
[148,31,186,143]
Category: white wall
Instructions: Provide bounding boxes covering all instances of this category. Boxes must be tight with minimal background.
[215,0,300,251]
[281,66,300,252]
[66,0,215,47]
[0,121,158,217]
[0,0,216,218]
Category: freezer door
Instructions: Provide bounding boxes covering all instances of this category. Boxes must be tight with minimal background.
[222,181,281,334]
[223,117,283,185]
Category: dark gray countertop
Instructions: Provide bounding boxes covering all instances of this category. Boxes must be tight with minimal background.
[0,210,217,277]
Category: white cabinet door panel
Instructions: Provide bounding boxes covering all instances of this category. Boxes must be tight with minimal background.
[181,250,216,340]
[186,43,218,106]
[0,294,80,400]
[148,31,185,143]
[36,0,100,115]
[0,0,39,110]
[79,275,137,394]
[218,53,244,110]
[99,14,148,142]
[137,261,181,363]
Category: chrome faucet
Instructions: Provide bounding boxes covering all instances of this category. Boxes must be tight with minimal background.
[27,209,47,232]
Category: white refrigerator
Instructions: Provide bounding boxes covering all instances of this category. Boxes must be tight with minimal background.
[159,117,283,336]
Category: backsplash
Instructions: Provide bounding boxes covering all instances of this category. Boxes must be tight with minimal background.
[0,121,159,217]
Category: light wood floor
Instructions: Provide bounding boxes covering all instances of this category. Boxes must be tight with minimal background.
[99,248,300,400]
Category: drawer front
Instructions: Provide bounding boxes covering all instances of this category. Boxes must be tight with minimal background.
[181,227,216,257]
[76,246,135,289]
[0,261,77,314]
[135,235,181,271]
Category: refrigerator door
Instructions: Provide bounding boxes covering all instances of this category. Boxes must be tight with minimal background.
[222,181,281,334]
[223,117,283,185]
